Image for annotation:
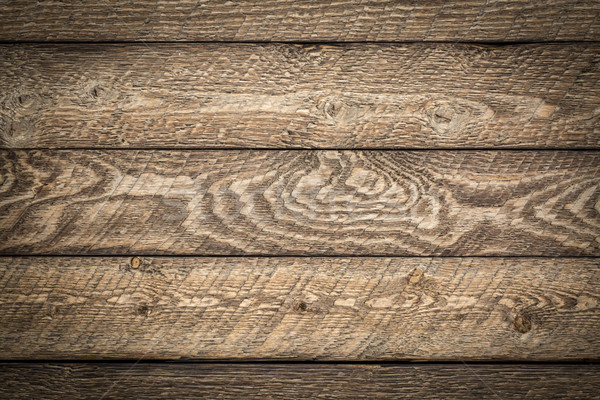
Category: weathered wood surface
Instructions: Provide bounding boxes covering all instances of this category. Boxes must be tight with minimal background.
[1,1,599,42]
[1,363,599,399]
[0,257,598,360]
[1,150,598,256]
[1,44,600,149]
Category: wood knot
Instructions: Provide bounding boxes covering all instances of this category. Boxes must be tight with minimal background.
[127,258,165,276]
[294,301,308,312]
[89,85,105,99]
[266,44,313,66]
[0,118,36,148]
[513,313,532,334]
[428,101,469,134]
[324,101,340,119]
[4,91,45,115]
[408,268,424,284]
[135,303,149,316]
[130,256,143,269]
[422,98,493,135]
[46,305,60,319]
[0,91,45,147]
[16,94,37,109]
[317,96,369,125]
[79,79,118,104]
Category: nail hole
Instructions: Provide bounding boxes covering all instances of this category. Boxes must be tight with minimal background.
[135,304,149,316]
[295,301,307,312]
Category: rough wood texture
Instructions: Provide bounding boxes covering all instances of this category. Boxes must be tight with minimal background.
[1,1,599,42]
[1,363,599,399]
[1,150,598,256]
[0,257,598,360]
[1,44,600,149]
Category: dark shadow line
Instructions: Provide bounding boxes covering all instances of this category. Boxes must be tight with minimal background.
[0,40,599,45]
[1,359,599,365]
[0,254,598,259]
[3,147,600,152]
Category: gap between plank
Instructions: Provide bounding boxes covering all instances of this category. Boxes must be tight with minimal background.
[1,254,598,258]
[6,147,600,151]
[1,40,599,45]
[1,360,599,365]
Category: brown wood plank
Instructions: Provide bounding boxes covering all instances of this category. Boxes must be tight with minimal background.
[1,44,599,149]
[0,257,598,360]
[1,1,599,42]
[1,363,599,399]
[1,150,598,256]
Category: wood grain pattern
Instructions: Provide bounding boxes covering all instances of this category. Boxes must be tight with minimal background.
[2,363,599,399]
[0,257,598,360]
[1,1,599,42]
[1,44,600,149]
[1,150,598,256]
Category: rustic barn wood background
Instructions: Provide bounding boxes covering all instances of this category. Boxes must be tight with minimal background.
[0,1,599,398]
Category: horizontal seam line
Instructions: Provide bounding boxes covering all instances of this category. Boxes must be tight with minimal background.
[0,40,599,45]
[0,255,598,259]
[1,360,600,365]
[3,148,600,152]
[0,359,600,367]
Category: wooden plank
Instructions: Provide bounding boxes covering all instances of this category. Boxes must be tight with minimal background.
[1,44,599,150]
[0,257,598,360]
[1,1,599,42]
[1,363,599,399]
[1,150,598,256]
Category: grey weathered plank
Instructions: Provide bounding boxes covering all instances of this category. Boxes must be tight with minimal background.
[0,1,599,42]
[1,44,599,149]
[1,363,599,399]
[0,257,598,360]
[1,150,598,256]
